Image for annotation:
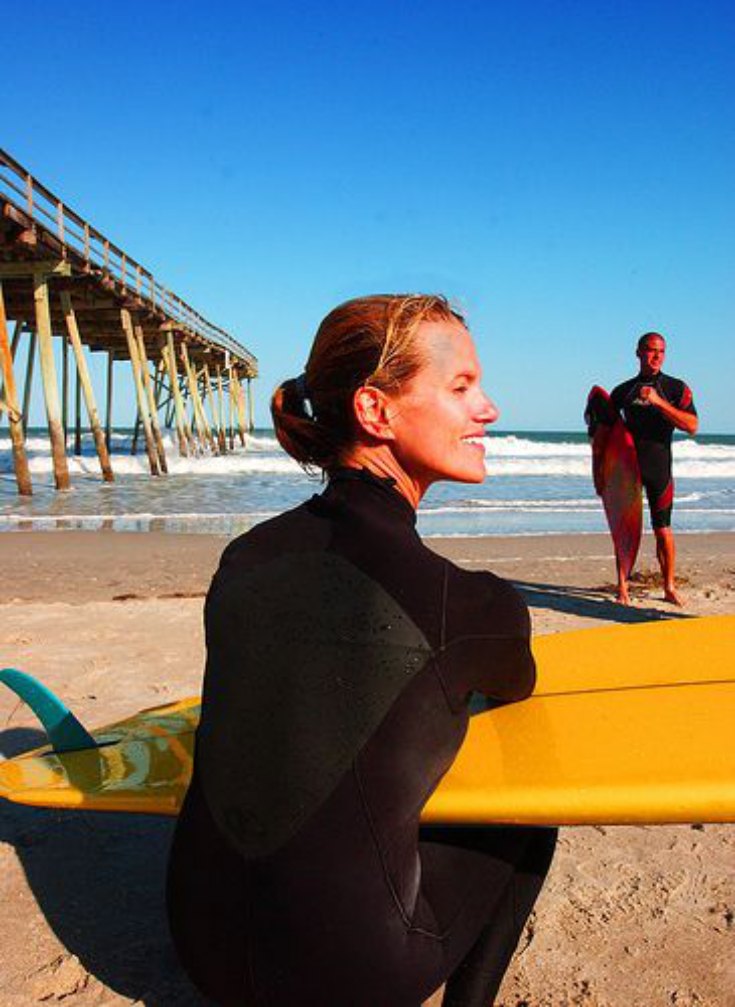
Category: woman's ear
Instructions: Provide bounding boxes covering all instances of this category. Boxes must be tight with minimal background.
[352,385,396,441]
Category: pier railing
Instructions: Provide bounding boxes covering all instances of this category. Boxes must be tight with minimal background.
[0,148,256,370]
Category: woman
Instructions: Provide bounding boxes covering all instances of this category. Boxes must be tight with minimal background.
[167,294,556,1007]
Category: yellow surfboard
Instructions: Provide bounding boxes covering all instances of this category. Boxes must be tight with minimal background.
[1,615,734,825]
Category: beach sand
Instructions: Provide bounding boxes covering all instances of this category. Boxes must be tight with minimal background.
[1,530,734,1006]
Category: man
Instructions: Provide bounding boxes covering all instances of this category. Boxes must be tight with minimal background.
[611,332,698,606]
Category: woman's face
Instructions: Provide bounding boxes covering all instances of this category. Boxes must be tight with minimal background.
[386,318,498,493]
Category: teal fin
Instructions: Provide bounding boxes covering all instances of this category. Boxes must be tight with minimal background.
[0,668,96,753]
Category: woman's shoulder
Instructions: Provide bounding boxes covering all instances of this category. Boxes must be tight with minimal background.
[204,505,327,617]
[217,501,326,572]
[442,559,531,640]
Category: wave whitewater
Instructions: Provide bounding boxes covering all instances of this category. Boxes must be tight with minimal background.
[2,432,734,480]
[2,429,733,536]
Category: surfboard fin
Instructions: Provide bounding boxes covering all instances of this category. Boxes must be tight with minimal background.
[0,668,96,754]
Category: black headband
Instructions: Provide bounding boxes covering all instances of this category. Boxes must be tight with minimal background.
[294,373,314,420]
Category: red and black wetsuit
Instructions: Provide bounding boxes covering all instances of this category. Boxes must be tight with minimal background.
[167,467,556,1007]
[611,373,697,528]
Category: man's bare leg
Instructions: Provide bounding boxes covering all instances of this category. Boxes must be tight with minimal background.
[615,556,631,605]
[655,526,683,605]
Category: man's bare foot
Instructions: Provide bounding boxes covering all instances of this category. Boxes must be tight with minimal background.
[615,587,631,605]
[664,587,684,606]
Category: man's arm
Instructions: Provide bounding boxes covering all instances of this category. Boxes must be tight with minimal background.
[638,385,699,435]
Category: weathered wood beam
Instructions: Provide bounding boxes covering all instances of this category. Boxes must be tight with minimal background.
[105,351,113,449]
[0,281,32,495]
[22,330,37,425]
[162,333,193,457]
[198,371,215,445]
[202,363,224,454]
[0,260,72,278]
[215,364,227,454]
[163,386,175,429]
[60,291,114,482]
[227,365,235,450]
[0,320,23,412]
[74,364,82,456]
[33,271,70,490]
[61,332,69,441]
[132,410,141,456]
[10,319,23,357]
[232,368,246,446]
[247,377,255,432]
[120,308,159,476]
[180,341,213,451]
[153,358,171,427]
[134,322,168,474]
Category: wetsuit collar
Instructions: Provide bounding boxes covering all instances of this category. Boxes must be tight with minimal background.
[326,466,418,526]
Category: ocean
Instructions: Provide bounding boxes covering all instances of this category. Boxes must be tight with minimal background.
[1,428,734,538]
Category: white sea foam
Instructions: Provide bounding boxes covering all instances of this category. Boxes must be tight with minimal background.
[94,452,735,480]
[670,462,735,478]
[481,435,735,478]
[4,432,734,478]
[0,434,303,477]
[486,436,586,457]
[0,510,278,526]
[484,434,735,460]
[486,457,735,479]
[2,429,733,536]
[428,498,598,512]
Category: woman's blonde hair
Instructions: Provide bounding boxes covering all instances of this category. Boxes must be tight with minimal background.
[271,294,464,473]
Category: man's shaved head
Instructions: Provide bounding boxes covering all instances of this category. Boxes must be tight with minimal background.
[637,331,666,351]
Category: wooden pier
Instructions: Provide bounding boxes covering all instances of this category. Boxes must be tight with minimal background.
[0,148,258,496]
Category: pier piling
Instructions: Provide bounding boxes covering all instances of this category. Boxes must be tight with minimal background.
[33,268,71,490]
[60,290,114,481]
[121,308,160,476]
[0,280,32,495]
[134,321,168,474]
[22,331,37,427]
[163,332,192,456]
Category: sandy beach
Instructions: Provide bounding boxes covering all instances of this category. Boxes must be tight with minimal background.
[1,530,734,1006]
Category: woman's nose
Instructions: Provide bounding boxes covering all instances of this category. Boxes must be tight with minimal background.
[479,394,499,425]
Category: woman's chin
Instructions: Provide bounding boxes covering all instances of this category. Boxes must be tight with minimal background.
[444,466,487,485]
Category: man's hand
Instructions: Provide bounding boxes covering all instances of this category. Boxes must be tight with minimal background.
[638,385,698,435]
[638,385,663,407]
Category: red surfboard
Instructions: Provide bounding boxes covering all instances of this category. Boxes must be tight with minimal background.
[585,386,642,580]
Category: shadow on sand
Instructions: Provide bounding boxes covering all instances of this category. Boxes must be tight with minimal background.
[511,579,694,624]
[0,761,209,1004]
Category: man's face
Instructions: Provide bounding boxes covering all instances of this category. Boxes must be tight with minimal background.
[637,336,666,377]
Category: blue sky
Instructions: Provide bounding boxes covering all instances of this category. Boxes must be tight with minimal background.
[3,0,734,431]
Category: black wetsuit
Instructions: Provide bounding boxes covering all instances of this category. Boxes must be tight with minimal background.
[611,373,697,528]
[167,468,556,1007]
